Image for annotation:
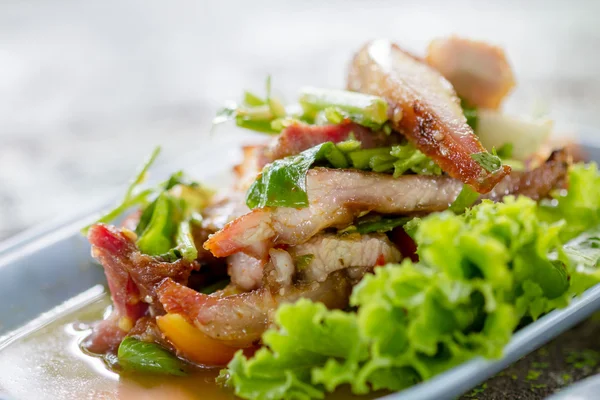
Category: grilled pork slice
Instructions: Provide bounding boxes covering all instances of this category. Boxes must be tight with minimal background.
[426,36,516,110]
[347,40,510,193]
[84,224,196,353]
[289,233,401,282]
[227,232,401,291]
[483,149,569,202]
[227,252,266,291]
[157,271,352,348]
[205,168,463,259]
[205,150,569,259]
[265,121,398,162]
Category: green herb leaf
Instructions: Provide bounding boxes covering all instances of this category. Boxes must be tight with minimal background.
[471,152,502,173]
[118,337,187,376]
[355,216,410,234]
[246,142,341,209]
[449,185,480,214]
[299,87,388,129]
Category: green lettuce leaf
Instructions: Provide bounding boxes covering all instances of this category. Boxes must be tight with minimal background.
[540,163,600,241]
[224,186,600,399]
[246,142,348,209]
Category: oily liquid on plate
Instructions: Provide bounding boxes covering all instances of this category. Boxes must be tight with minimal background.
[0,294,233,400]
[0,292,373,400]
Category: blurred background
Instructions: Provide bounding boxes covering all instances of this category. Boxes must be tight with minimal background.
[1,0,599,240]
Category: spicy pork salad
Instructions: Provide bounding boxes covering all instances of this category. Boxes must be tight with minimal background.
[81,37,600,399]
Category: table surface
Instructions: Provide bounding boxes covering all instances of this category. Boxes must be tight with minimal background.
[2,0,600,398]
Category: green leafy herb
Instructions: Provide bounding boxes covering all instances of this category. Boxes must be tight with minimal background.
[212,77,286,134]
[389,143,441,177]
[449,185,480,214]
[82,148,213,262]
[118,337,187,376]
[355,216,410,234]
[471,152,502,173]
[539,163,600,241]
[299,87,389,129]
[246,142,345,209]
[347,143,441,177]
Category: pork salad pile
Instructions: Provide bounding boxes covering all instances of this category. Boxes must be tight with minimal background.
[82,37,600,399]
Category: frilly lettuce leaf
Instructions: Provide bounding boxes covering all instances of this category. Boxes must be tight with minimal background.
[540,163,600,241]
[223,164,600,400]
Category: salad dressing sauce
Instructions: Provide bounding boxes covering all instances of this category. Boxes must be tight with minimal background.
[0,295,233,400]
[0,293,372,400]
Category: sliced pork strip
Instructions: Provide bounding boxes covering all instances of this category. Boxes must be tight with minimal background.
[265,121,398,162]
[205,168,463,258]
[482,149,570,202]
[347,40,510,193]
[206,151,569,259]
[157,271,352,347]
[83,224,196,353]
[426,36,516,110]
[289,233,401,282]
[227,252,266,291]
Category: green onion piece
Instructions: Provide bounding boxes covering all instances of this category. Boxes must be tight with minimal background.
[136,193,177,256]
[348,148,392,169]
[175,220,198,261]
[449,185,480,214]
[244,91,266,107]
[471,152,503,173]
[324,107,345,124]
[118,337,187,376]
[369,154,396,173]
[235,118,278,134]
[236,105,273,121]
[299,87,388,127]
[324,146,349,169]
[392,152,428,177]
[271,117,301,132]
[269,98,287,119]
[336,139,362,153]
